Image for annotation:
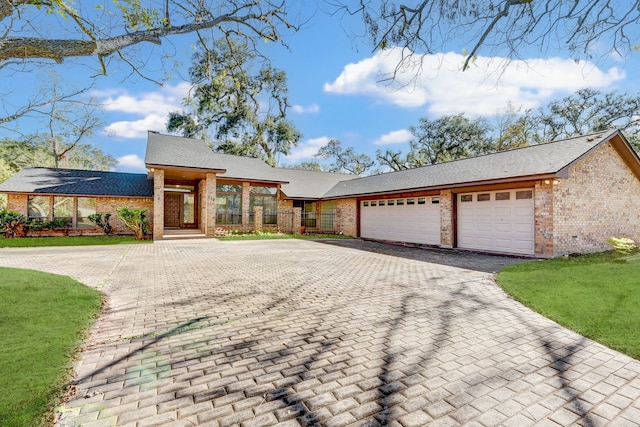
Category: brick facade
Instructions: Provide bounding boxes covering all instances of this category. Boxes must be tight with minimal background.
[335,198,357,236]
[439,189,454,248]
[552,141,640,255]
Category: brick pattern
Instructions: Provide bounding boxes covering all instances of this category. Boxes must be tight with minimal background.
[152,169,165,239]
[439,189,454,247]
[204,173,216,237]
[534,181,554,256]
[6,193,27,214]
[553,141,640,255]
[335,199,357,236]
[1,240,639,427]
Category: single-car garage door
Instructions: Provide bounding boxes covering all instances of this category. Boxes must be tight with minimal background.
[457,189,534,255]
[360,196,440,245]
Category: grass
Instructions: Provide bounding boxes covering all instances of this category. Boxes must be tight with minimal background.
[218,232,353,241]
[0,268,103,426]
[0,235,151,248]
[496,251,640,360]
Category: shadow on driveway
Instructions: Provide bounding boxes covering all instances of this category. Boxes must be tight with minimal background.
[314,238,531,273]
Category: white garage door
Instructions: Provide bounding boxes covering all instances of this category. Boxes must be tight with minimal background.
[457,189,534,255]
[361,196,441,245]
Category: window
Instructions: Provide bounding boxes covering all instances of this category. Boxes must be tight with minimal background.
[387,199,395,206]
[516,190,533,200]
[250,186,278,224]
[431,197,440,204]
[216,184,242,224]
[496,192,510,201]
[407,198,415,205]
[417,197,426,205]
[460,195,472,202]
[371,201,377,206]
[183,194,195,223]
[53,196,73,225]
[477,193,490,202]
[363,201,369,207]
[396,199,404,206]
[77,198,96,229]
[28,196,50,220]
[379,200,385,206]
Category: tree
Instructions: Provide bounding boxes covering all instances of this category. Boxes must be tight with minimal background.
[167,38,301,166]
[283,161,326,172]
[334,1,640,73]
[0,1,298,77]
[315,139,375,175]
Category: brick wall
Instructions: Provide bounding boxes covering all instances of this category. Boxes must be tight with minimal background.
[336,198,357,236]
[439,190,454,247]
[552,140,640,255]
[534,181,554,256]
[95,197,154,235]
[7,194,27,215]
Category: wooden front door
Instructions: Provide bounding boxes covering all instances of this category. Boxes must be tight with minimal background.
[164,193,181,227]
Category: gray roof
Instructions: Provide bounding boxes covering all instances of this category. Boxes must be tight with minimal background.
[274,168,354,199]
[322,130,621,198]
[145,131,223,171]
[0,168,154,197]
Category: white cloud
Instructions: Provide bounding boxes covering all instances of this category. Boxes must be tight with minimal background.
[291,103,320,114]
[95,82,191,139]
[324,48,625,116]
[373,129,412,146]
[116,154,146,172]
[282,136,330,163]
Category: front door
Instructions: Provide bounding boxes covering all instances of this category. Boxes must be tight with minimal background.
[164,193,181,227]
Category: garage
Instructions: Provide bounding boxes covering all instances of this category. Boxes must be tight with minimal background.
[457,189,535,255]
[360,196,441,245]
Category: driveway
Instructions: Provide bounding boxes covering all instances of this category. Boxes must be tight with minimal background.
[2,239,640,426]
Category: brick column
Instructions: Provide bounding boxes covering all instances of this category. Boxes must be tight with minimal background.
[293,207,302,235]
[439,189,454,248]
[204,173,217,237]
[242,181,251,231]
[534,180,554,257]
[254,206,263,232]
[153,169,164,239]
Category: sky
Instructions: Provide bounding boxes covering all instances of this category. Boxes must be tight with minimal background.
[4,3,640,174]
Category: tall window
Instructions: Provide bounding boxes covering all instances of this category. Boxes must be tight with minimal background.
[77,198,96,229]
[250,186,277,224]
[28,196,50,220]
[53,196,73,225]
[216,184,242,224]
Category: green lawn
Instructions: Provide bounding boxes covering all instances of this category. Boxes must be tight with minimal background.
[0,268,103,426]
[0,235,151,248]
[497,252,640,360]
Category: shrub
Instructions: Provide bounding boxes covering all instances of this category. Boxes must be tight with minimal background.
[608,237,638,255]
[88,213,113,236]
[0,210,26,238]
[116,207,149,240]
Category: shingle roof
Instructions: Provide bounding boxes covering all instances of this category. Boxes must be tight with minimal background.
[0,168,154,197]
[274,168,354,199]
[145,132,223,171]
[322,130,620,198]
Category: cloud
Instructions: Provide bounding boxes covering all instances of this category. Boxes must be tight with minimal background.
[95,82,191,139]
[116,154,146,172]
[291,103,320,114]
[324,48,625,116]
[282,136,330,163]
[373,129,412,146]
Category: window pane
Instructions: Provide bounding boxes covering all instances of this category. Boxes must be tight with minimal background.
[417,197,426,205]
[431,197,440,204]
[217,184,242,193]
[379,200,385,206]
[77,197,96,229]
[184,194,195,223]
[516,190,533,200]
[250,186,277,194]
[387,200,394,206]
[477,193,490,202]
[460,195,472,202]
[396,199,404,206]
[407,198,415,205]
[496,192,510,201]
[28,196,49,219]
[363,201,369,207]
[54,196,73,219]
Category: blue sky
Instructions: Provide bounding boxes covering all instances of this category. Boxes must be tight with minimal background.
[4,3,640,173]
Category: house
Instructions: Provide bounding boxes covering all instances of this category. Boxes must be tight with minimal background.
[1,129,639,257]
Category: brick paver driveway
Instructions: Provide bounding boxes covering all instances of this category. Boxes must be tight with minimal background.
[2,239,640,426]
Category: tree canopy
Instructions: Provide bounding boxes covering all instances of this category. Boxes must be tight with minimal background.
[316,139,376,175]
[334,1,640,73]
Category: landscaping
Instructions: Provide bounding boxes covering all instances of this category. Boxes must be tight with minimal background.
[497,251,640,360]
[218,231,353,241]
[0,268,103,426]
[0,235,151,248]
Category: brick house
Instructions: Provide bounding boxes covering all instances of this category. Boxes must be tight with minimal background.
[1,129,639,257]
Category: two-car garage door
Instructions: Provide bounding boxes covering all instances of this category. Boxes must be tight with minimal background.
[360,196,441,245]
[457,189,535,255]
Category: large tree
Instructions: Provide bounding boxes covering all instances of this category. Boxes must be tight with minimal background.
[167,38,301,166]
[315,139,376,175]
[334,1,640,73]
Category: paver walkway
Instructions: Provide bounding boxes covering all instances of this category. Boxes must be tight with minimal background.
[2,239,640,426]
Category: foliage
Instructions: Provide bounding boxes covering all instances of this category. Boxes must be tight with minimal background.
[0,235,151,248]
[0,209,26,238]
[608,237,638,255]
[315,139,376,175]
[167,38,301,166]
[26,218,70,231]
[218,231,353,241]
[0,267,102,426]
[282,161,326,172]
[497,251,640,360]
[337,1,640,74]
[88,213,113,236]
[116,207,149,240]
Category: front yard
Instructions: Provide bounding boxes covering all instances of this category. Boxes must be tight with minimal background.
[497,251,640,360]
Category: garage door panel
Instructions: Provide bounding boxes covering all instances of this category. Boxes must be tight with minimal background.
[457,189,534,255]
[361,199,440,245]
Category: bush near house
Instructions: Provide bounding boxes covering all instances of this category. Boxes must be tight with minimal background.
[116,207,149,240]
[0,209,25,238]
[88,213,113,236]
